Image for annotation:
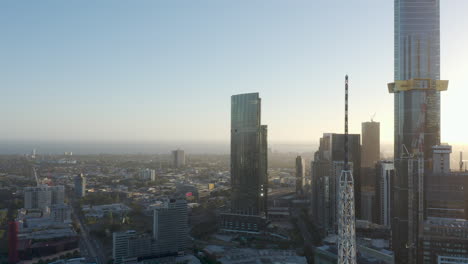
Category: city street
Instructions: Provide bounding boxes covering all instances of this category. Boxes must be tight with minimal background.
[70,196,107,264]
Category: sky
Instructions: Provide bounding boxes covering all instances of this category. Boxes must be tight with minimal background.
[1,0,468,146]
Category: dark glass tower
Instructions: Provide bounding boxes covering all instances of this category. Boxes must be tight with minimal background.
[311,133,361,233]
[230,93,268,216]
[296,156,305,195]
[389,0,448,263]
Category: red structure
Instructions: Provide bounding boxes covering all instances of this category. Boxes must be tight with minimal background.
[8,221,19,264]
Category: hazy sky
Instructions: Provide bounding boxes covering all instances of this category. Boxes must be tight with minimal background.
[1,1,467,145]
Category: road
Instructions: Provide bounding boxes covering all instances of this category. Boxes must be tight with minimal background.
[70,196,107,264]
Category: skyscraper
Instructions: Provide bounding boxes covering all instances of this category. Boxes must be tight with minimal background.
[220,93,268,233]
[361,121,380,168]
[74,173,86,198]
[389,0,448,262]
[296,156,305,195]
[172,149,185,168]
[230,93,268,216]
[311,133,360,233]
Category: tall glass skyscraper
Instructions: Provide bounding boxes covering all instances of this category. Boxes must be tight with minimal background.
[230,93,268,216]
[389,0,448,263]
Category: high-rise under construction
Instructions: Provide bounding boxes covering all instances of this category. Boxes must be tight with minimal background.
[389,0,448,263]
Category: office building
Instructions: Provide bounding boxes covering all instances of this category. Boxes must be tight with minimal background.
[437,256,468,264]
[425,148,468,219]
[421,218,468,264]
[360,187,374,223]
[74,174,86,198]
[230,93,268,216]
[24,186,52,210]
[374,161,394,227]
[112,199,189,263]
[389,0,449,262]
[219,93,268,233]
[425,172,468,219]
[112,231,155,264]
[126,235,153,261]
[172,149,185,168]
[50,185,65,205]
[310,133,361,232]
[139,168,156,181]
[432,144,452,174]
[153,199,188,254]
[311,158,331,229]
[418,147,468,263]
[113,230,138,264]
[296,156,305,195]
[361,121,380,168]
[50,204,72,223]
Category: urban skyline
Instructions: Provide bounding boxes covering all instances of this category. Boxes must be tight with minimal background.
[2,1,468,264]
[1,1,468,145]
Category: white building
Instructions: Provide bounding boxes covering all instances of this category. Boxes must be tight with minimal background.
[139,169,156,181]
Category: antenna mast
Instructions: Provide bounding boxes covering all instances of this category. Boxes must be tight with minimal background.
[345,75,349,171]
[338,75,357,264]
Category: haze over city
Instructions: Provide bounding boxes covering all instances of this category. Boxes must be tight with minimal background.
[2,1,468,264]
[2,0,468,151]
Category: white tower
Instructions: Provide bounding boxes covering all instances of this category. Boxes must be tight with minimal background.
[337,75,357,264]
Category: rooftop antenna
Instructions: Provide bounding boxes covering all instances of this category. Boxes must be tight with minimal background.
[371,112,376,122]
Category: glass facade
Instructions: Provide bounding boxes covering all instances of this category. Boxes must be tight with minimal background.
[310,133,360,233]
[394,0,441,158]
[230,93,268,216]
[392,0,442,263]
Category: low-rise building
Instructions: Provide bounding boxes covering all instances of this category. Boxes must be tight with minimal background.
[203,246,306,264]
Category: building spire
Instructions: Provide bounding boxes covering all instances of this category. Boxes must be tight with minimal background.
[345,75,349,171]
